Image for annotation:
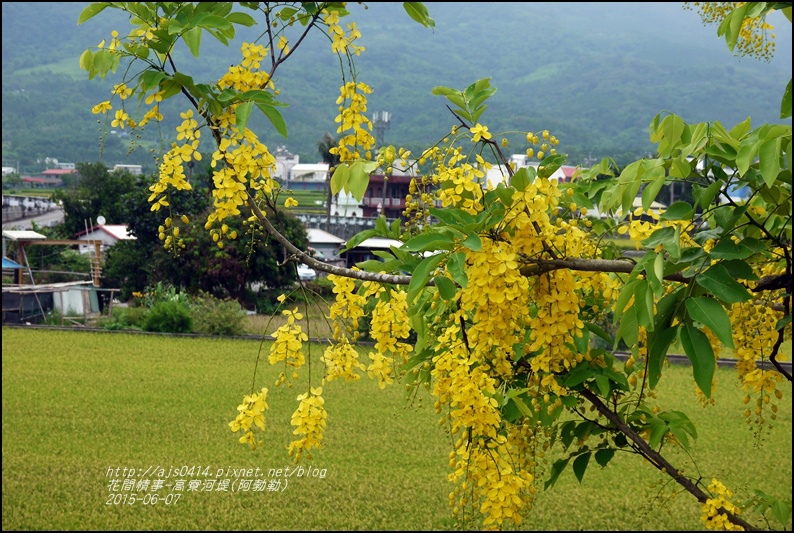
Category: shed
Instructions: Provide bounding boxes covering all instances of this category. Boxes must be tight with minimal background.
[306,227,345,260]
[341,236,403,269]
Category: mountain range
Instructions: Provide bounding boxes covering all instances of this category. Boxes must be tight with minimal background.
[2,2,791,175]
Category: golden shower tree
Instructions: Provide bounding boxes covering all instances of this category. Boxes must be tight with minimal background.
[79,2,791,530]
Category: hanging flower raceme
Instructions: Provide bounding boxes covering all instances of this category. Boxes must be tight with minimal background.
[330,81,375,163]
[269,307,308,386]
[367,288,414,389]
[322,337,366,383]
[228,387,269,450]
[288,387,328,462]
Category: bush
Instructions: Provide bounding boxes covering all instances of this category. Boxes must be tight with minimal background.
[191,293,247,336]
[143,300,193,333]
[97,306,148,331]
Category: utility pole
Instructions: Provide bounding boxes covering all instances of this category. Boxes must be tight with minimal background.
[373,112,390,218]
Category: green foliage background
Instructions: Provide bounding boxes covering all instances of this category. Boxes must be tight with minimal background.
[2,2,791,173]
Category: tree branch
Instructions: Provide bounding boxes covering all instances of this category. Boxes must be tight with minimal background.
[579,387,760,532]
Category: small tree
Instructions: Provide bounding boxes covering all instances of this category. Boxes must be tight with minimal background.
[79,2,791,530]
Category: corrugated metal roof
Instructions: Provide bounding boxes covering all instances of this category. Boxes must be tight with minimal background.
[2,230,47,240]
[306,227,344,244]
[2,256,24,269]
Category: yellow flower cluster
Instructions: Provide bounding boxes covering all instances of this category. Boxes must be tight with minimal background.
[448,437,534,529]
[525,129,560,159]
[327,273,367,338]
[203,47,280,245]
[147,112,200,197]
[288,387,327,462]
[701,478,744,530]
[330,81,375,163]
[617,208,662,250]
[509,176,561,256]
[323,9,365,56]
[458,238,529,378]
[97,29,121,51]
[321,337,366,383]
[367,289,413,389]
[228,387,269,450]
[219,42,274,91]
[685,2,776,62]
[527,270,584,379]
[436,159,486,213]
[269,308,308,384]
[432,322,501,438]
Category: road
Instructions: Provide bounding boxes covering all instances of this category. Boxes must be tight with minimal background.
[2,207,65,231]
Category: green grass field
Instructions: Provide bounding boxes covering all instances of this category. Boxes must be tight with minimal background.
[2,327,791,530]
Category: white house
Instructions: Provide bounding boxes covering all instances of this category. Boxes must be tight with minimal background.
[288,163,330,191]
[74,224,136,253]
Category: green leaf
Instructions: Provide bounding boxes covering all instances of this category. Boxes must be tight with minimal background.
[617,306,639,348]
[226,11,256,26]
[256,103,289,138]
[78,2,110,24]
[694,181,723,210]
[79,49,93,72]
[509,167,533,191]
[330,164,350,196]
[641,174,667,210]
[771,499,792,525]
[634,280,654,331]
[403,232,456,252]
[196,14,233,31]
[721,259,759,281]
[641,226,675,248]
[781,79,792,120]
[446,251,468,288]
[659,201,695,221]
[614,279,640,323]
[544,458,570,490]
[758,136,783,188]
[347,161,371,202]
[434,275,457,301]
[572,452,591,483]
[685,297,734,349]
[339,228,377,254]
[680,324,716,398]
[594,448,615,468]
[697,264,752,304]
[648,326,678,389]
[462,232,482,251]
[183,26,202,57]
[429,206,471,227]
[595,374,611,398]
[564,362,598,388]
[402,2,435,28]
[509,395,534,418]
[709,237,765,260]
[645,419,665,449]
[408,253,445,295]
[585,322,614,345]
[235,101,254,134]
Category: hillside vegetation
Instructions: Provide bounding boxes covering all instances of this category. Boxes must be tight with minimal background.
[2,2,791,174]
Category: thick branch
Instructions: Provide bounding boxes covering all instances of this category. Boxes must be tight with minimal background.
[247,196,412,284]
[579,387,759,531]
[249,198,791,304]
[521,258,690,282]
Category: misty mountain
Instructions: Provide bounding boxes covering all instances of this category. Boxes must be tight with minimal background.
[2,2,791,174]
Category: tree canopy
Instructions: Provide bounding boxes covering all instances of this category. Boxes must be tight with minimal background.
[79,2,791,530]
